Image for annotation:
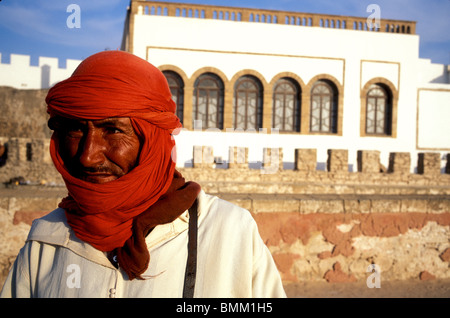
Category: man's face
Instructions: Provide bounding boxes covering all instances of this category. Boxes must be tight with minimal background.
[51,117,141,184]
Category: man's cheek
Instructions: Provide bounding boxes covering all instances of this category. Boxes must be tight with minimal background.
[62,137,81,161]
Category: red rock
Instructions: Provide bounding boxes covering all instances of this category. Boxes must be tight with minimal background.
[323,262,356,283]
[439,248,450,262]
[419,271,436,281]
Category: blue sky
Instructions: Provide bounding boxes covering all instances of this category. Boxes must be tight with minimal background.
[0,0,449,66]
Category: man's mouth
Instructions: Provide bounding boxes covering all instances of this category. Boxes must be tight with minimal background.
[78,171,117,184]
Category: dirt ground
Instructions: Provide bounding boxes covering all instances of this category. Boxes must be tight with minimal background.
[283,278,450,298]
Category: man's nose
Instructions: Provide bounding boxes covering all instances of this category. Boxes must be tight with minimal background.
[78,129,107,168]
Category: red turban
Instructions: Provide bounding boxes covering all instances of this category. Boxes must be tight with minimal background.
[46,51,187,254]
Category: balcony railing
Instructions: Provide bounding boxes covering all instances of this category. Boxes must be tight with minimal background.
[130,0,416,34]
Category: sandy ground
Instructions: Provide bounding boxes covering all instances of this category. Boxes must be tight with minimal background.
[283,278,450,298]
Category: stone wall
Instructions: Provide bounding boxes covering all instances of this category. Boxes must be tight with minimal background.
[0,137,63,186]
[254,210,449,283]
[0,176,449,290]
[0,142,449,289]
[184,147,450,285]
[0,87,51,139]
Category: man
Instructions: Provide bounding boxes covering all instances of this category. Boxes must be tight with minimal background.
[1,51,286,298]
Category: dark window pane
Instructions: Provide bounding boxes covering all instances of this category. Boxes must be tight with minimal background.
[273,78,301,132]
[234,76,263,130]
[193,73,224,129]
[365,84,391,135]
[310,80,337,133]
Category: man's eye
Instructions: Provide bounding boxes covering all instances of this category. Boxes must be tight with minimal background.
[107,127,123,134]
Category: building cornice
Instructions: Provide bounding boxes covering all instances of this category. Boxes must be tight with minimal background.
[129,0,416,35]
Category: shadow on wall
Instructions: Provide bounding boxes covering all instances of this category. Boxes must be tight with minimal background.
[430,64,450,84]
[0,143,6,167]
[41,65,51,89]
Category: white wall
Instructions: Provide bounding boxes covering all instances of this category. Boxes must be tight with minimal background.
[417,59,449,85]
[417,88,450,149]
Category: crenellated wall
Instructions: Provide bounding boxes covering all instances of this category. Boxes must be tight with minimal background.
[190,145,449,177]
[1,136,449,186]
[0,54,80,89]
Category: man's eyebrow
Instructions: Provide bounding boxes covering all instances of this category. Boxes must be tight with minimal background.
[48,117,83,130]
[96,118,127,126]
[95,118,134,130]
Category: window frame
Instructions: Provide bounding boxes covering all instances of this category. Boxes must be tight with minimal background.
[309,80,338,134]
[193,73,225,129]
[233,75,263,130]
[365,84,392,136]
[272,77,301,132]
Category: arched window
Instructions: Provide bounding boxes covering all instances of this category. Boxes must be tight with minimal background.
[193,73,224,129]
[234,75,263,130]
[163,71,184,124]
[310,80,337,133]
[366,84,392,135]
[273,78,301,132]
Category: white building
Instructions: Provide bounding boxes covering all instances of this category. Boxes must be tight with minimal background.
[121,1,450,172]
[1,0,449,172]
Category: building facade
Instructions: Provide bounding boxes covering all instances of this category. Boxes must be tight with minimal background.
[122,0,450,172]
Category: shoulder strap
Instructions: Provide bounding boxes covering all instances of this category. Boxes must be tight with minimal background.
[183,199,198,298]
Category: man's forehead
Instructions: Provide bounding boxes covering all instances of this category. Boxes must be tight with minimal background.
[49,116,132,129]
[86,117,132,125]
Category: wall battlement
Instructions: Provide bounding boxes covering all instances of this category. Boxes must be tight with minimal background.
[1,137,449,189]
[192,145,449,175]
[0,53,79,70]
[0,53,80,89]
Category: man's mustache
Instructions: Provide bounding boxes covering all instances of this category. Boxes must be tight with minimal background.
[72,165,116,176]
[80,166,114,174]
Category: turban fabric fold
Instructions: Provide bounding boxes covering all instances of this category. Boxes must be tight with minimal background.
[46,51,200,279]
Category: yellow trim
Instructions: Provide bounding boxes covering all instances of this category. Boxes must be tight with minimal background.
[360,60,400,94]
